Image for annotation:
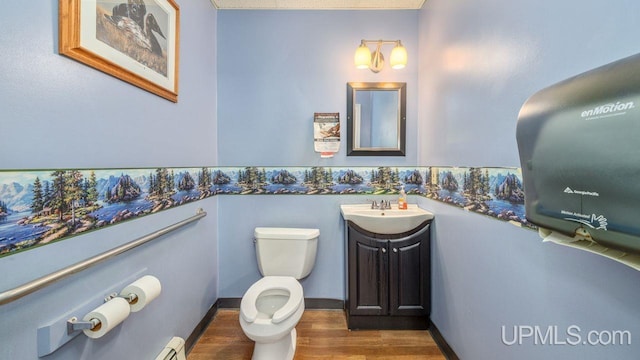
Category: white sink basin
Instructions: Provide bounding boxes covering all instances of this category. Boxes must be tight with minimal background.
[340,204,434,234]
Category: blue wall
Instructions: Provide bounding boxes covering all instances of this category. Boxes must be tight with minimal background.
[0,1,218,359]
[419,0,640,359]
[217,10,419,167]
[216,10,419,298]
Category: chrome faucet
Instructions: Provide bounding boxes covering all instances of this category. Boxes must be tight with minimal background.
[369,199,391,209]
[380,200,391,209]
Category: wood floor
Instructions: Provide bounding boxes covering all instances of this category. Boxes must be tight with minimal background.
[188,309,447,360]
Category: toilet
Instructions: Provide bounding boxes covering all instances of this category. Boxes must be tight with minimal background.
[239,227,319,360]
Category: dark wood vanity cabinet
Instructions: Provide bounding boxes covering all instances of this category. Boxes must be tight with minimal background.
[345,220,431,330]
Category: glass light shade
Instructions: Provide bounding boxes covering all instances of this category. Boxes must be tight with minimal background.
[354,44,372,69]
[390,44,408,69]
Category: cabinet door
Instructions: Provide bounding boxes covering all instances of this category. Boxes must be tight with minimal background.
[348,226,389,315]
[388,224,430,316]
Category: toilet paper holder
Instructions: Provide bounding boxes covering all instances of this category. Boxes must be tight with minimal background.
[65,292,137,335]
[67,317,101,334]
[117,291,139,304]
[37,270,149,357]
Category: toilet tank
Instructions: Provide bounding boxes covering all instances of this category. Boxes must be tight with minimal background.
[254,227,319,279]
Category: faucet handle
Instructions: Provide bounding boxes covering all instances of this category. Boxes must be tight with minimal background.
[370,200,378,209]
[381,200,390,209]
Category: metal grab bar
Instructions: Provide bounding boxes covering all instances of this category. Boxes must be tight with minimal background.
[0,208,207,306]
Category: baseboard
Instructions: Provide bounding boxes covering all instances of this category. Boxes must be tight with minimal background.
[217,297,241,308]
[305,298,344,309]
[217,297,344,310]
[185,300,219,353]
[429,320,459,360]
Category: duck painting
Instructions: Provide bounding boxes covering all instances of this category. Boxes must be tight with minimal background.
[105,12,166,56]
[110,0,147,29]
[144,13,166,56]
[95,1,169,77]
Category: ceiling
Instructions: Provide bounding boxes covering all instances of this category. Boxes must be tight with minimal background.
[210,0,426,10]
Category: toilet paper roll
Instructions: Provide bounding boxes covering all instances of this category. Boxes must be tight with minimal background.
[83,297,131,339]
[120,275,162,312]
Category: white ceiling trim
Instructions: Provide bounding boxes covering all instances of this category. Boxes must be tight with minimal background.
[210,0,426,10]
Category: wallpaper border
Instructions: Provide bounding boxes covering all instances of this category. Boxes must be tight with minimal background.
[0,166,531,258]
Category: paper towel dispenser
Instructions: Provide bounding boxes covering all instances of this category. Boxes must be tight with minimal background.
[516,53,640,259]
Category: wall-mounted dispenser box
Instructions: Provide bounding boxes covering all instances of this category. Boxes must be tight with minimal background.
[516,53,640,260]
[314,112,340,158]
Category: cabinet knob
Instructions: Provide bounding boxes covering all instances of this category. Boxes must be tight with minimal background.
[393,248,398,253]
[381,248,386,253]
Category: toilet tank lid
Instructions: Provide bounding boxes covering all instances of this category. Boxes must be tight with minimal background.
[254,227,320,240]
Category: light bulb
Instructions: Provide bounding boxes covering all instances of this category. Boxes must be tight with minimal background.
[354,43,371,69]
[390,42,408,69]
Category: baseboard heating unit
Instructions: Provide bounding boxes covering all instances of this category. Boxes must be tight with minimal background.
[155,337,186,360]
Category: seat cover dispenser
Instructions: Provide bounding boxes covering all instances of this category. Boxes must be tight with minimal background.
[516,52,640,270]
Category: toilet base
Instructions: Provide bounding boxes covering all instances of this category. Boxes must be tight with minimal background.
[251,328,297,360]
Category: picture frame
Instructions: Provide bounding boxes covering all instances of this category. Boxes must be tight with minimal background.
[59,0,180,102]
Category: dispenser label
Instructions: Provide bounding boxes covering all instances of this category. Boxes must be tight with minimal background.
[561,210,608,230]
[563,187,599,197]
[581,100,635,121]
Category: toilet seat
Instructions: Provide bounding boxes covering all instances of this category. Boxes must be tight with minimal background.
[240,276,303,324]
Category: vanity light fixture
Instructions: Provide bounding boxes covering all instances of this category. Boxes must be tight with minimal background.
[354,40,407,73]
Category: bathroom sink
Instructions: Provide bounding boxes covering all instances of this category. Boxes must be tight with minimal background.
[340,204,434,234]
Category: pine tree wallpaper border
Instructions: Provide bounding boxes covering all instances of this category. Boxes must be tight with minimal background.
[0,166,530,258]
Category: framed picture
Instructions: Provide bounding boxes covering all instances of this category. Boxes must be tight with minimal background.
[59,0,180,102]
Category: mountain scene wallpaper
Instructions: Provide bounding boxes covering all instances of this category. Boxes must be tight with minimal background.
[0,166,530,258]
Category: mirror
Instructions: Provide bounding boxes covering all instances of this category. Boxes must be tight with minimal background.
[346,82,406,156]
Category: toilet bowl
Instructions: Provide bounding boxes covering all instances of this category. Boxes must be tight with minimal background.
[240,276,304,360]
